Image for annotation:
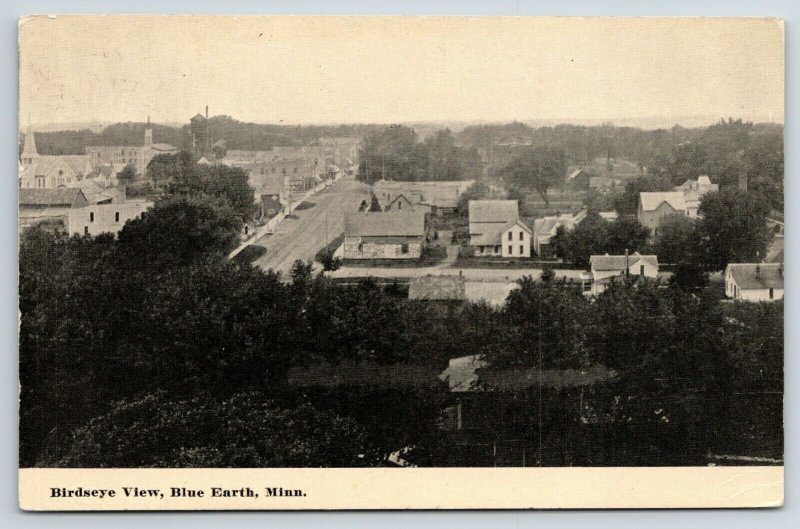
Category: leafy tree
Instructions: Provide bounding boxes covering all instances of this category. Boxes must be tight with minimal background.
[698,189,772,270]
[211,141,227,160]
[653,213,701,264]
[319,248,342,272]
[147,151,194,187]
[42,393,376,467]
[167,162,255,221]
[424,129,468,181]
[669,264,710,292]
[555,213,611,268]
[502,146,566,206]
[357,126,480,184]
[357,125,423,184]
[606,217,650,255]
[455,182,505,214]
[117,195,242,271]
[498,276,590,369]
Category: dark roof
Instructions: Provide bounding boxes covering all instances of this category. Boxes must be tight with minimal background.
[590,253,658,271]
[19,188,87,207]
[344,211,426,237]
[408,275,466,301]
[468,200,518,223]
[438,355,615,392]
[727,263,784,290]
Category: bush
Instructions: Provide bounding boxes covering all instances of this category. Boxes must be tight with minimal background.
[232,245,267,264]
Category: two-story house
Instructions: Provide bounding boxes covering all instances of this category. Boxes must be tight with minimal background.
[468,200,531,258]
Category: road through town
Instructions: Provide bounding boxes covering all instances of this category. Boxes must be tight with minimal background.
[251,175,371,275]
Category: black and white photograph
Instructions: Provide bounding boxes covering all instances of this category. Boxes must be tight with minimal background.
[16,15,784,509]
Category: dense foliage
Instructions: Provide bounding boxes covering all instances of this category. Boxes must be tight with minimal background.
[356,126,481,184]
[502,146,566,205]
[550,214,650,267]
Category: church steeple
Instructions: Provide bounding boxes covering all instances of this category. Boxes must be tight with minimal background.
[144,116,153,148]
[21,126,38,166]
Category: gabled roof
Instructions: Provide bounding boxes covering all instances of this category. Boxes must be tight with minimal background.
[19,188,87,207]
[408,275,466,301]
[385,194,415,210]
[373,179,474,209]
[501,219,531,234]
[344,211,426,237]
[590,253,659,271]
[532,212,582,237]
[63,179,123,204]
[726,263,784,290]
[639,192,687,212]
[468,200,518,223]
[27,155,92,180]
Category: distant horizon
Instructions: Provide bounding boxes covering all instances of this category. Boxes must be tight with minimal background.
[23,113,785,135]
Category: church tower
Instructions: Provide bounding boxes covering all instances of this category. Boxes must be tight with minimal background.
[144,116,153,148]
[21,127,39,167]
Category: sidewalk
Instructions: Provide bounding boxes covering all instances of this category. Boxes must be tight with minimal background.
[229,174,341,259]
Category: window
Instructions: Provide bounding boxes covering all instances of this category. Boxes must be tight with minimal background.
[84,226,89,235]
[769,288,774,299]
[508,232,513,241]
[520,245,524,254]
[115,212,120,222]
[397,201,402,210]
[357,242,364,252]
[401,243,409,254]
[89,212,94,222]
[58,169,64,177]
[640,265,645,276]
[495,246,500,253]
[508,245,513,254]
[519,231,524,241]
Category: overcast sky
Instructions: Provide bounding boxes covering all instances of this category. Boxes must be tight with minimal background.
[19,16,784,128]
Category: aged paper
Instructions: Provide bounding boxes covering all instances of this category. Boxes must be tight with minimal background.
[18,16,784,510]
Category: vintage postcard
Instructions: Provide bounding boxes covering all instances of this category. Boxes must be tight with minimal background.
[17,16,783,510]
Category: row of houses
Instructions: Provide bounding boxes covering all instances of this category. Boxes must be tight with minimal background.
[201,138,361,218]
[19,188,152,237]
[372,179,474,215]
